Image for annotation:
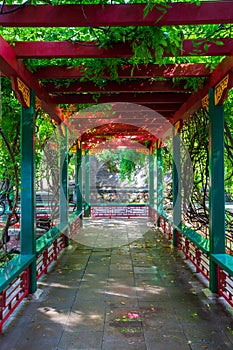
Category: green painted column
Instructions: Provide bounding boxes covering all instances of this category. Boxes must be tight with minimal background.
[172,128,181,247]
[75,143,83,215]
[157,145,163,216]
[60,125,69,246]
[20,90,37,294]
[84,149,90,217]
[149,152,155,207]
[209,87,225,293]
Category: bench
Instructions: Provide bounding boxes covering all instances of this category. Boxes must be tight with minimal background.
[180,224,210,254]
[212,253,233,276]
[0,254,34,292]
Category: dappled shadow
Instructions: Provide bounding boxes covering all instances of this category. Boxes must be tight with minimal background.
[0,219,232,350]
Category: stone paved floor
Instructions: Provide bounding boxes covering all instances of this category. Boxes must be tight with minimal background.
[0,218,233,350]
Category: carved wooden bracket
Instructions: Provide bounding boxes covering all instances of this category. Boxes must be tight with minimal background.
[136,148,149,155]
[201,73,232,110]
[11,76,30,108]
[214,74,231,106]
[201,94,209,110]
[157,139,162,148]
[35,96,42,111]
[174,120,183,133]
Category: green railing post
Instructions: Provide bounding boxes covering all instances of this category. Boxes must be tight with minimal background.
[20,90,37,294]
[149,151,155,207]
[75,143,83,215]
[172,128,181,247]
[157,144,163,216]
[84,149,90,217]
[60,125,69,246]
[209,87,225,293]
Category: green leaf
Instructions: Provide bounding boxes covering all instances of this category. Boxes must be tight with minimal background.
[204,44,209,52]
[215,41,224,46]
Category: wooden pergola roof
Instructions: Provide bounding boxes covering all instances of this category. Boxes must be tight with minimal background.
[0,1,233,149]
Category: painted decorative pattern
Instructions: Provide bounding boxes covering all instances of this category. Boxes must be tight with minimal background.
[136,148,149,154]
[17,77,30,107]
[201,94,209,110]
[89,149,103,155]
[36,96,42,111]
[214,74,229,105]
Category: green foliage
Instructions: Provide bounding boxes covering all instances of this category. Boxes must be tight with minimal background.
[0,78,20,185]
[95,149,148,183]
[0,252,17,268]
[161,89,233,236]
[224,90,233,197]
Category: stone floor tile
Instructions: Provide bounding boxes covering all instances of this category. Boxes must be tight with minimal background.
[58,331,103,350]
[144,331,190,350]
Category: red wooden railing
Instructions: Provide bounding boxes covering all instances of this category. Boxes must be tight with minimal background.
[217,266,233,307]
[155,210,233,308]
[0,268,29,333]
[90,204,149,218]
[36,235,66,280]
[176,230,210,280]
[157,214,210,279]
[69,214,82,240]
[0,213,81,333]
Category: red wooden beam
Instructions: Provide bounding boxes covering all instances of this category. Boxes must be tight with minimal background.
[74,120,170,137]
[81,128,154,138]
[81,139,153,149]
[71,116,172,143]
[174,51,233,123]
[44,80,190,94]
[52,92,189,105]
[80,130,156,143]
[72,112,176,129]
[83,128,162,136]
[1,3,233,27]
[14,39,233,59]
[0,36,63,123]
[71,105,173,139]
[78,110,173,119]
[73,103,175,115]
[34,63,210,80]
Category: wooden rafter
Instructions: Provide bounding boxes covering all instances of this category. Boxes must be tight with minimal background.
[52,92,189,105]
[1,2,233,27]
[34,63,210,80]
[69,104,173,142]
[70,104,176,119]
[44,80,191,94]
[14,39,233,59]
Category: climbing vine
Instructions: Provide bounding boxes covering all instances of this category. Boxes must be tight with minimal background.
[161,90,233,238]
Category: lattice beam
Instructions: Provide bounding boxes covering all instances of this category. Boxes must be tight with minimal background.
[44,80,190,94]
[34,63,210,80]
[1,3,233,27]
[14,39,233,58]
[52,92,189,105]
